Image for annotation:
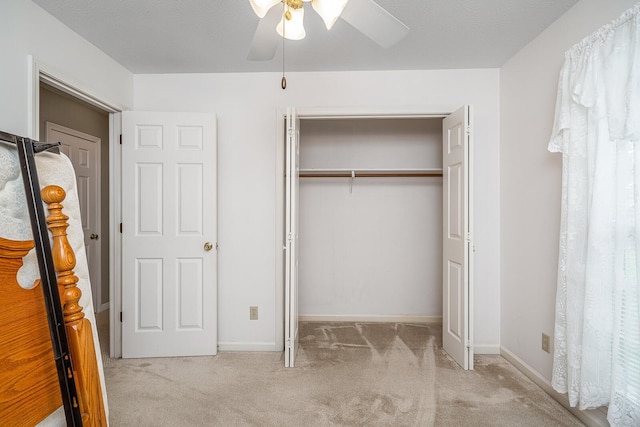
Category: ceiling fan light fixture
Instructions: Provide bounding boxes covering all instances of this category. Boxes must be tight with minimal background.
[277,6,306,40]
[249,0,280,18]
[312,0,348,30]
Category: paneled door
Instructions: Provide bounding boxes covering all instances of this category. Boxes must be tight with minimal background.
[46,122,102,312]
[442,105,473,370]
[122,111,217,358]
[284,108,300,367]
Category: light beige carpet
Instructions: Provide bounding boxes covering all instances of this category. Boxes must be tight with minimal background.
[96,315,583,426]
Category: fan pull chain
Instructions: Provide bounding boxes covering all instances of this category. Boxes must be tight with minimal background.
[281,3,287,90]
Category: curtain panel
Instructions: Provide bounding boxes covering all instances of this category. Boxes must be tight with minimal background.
[549,4,640,426]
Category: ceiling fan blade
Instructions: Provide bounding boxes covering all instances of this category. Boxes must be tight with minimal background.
[340,0,409,48]
[247,5,282,61]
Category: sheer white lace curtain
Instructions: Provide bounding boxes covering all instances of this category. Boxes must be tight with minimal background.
[548,4,640,426]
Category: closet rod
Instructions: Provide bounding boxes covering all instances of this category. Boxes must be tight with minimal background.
[299,171,443,178]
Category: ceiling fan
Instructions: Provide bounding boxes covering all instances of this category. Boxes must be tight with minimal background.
[247,0,410,60]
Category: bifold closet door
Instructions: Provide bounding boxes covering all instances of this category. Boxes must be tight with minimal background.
[442,105,473,370]
[284,108,300,368]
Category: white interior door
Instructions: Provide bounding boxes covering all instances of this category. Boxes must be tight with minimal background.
[46,122,101,311]
[284,108,300,367]
[442,105,473,370]
[121,111,217,358]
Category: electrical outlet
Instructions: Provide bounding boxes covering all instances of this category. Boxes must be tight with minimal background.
[542,333,551,353]
[250,306,259,320]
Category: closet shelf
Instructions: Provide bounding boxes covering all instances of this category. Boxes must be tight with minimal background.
[299,168,443,178]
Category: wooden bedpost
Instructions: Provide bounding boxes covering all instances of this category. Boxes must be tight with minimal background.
[42,185,107,427]
[0,238,63,426]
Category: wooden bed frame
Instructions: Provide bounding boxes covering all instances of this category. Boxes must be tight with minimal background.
[0,185,107,426]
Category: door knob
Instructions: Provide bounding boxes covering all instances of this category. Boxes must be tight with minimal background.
[90,233,99,240]
[204,242,213,251]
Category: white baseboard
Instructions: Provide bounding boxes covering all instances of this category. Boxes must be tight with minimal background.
[500,347,608,427]
[474,344,501,355]
[218,342,280,352]
[299,314,442,324]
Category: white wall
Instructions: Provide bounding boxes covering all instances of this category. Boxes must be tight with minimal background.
[134,69,501,351]
[298,118,443,319]
[500,0,638,380]
[0,0,133,138]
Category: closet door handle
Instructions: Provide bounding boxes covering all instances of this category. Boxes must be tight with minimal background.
[204,242,213,251]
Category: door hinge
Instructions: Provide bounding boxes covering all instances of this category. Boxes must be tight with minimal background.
[465,126,471,135]
[120,311,123,322]
[120,223,123,234]
[285,339,292,349]
[466,232,472,242]
[287,232,293,242]
[465,340,472,348]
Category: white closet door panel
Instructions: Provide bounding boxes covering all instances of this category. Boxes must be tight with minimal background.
[442,105,473,370]
[446,260,463,338]
[285,108,300,368]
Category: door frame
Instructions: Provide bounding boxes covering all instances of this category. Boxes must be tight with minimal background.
[275,106,473,363]
[29,56,125,358]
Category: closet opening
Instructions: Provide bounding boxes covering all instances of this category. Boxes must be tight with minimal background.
[278,107,472,370]
[298,117,443,324]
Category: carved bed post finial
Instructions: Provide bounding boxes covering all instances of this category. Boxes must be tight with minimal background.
[41,185,107,426]
[41,185,84,324]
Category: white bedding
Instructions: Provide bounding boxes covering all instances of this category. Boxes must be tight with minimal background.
[0,141,108,425]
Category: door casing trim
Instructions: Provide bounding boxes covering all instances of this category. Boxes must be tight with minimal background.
[29,55,124,358]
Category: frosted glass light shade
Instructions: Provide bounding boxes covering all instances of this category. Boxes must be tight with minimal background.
[249,0,280,18]
[312,0,348,30]
[277,6,306,40]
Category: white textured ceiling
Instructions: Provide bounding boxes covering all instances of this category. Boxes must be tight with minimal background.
[32,0,578,74]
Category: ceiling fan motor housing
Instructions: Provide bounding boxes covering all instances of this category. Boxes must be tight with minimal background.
[285,0,304,10]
